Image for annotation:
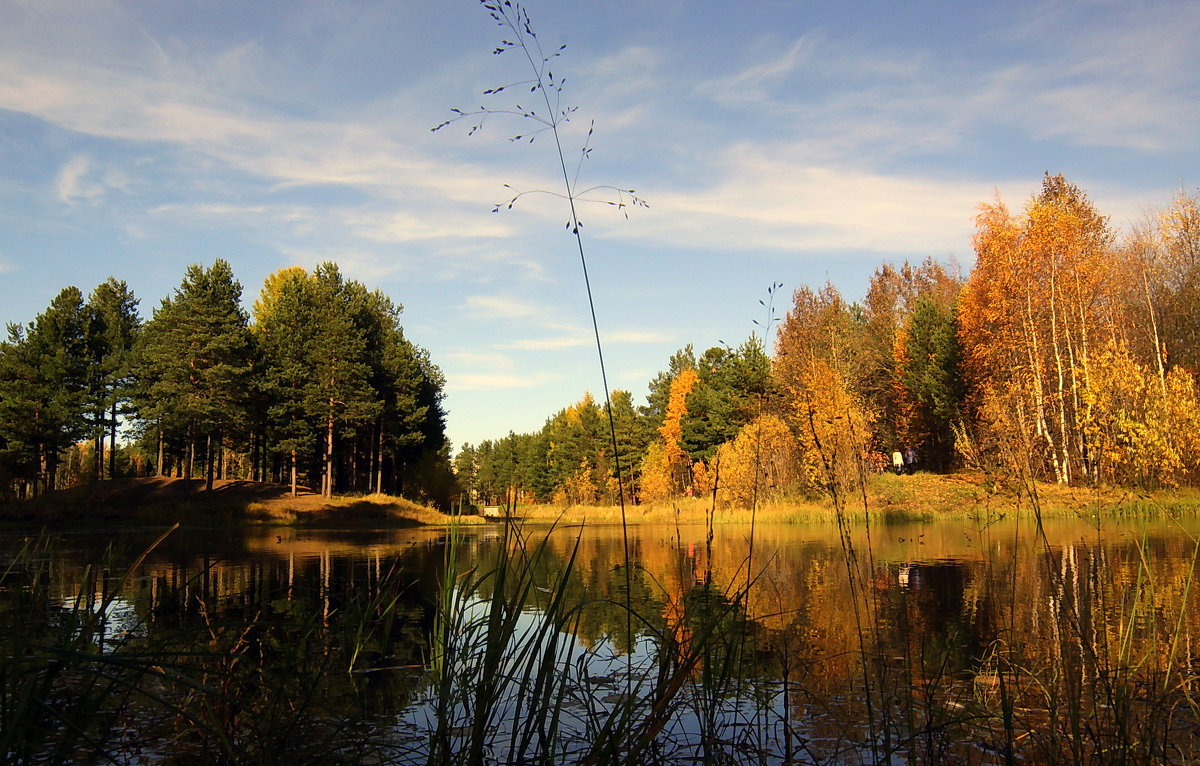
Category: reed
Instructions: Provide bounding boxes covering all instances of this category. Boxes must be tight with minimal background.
[6,509,1200,762]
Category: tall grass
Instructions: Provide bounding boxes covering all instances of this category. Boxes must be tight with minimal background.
[6,513,1200,762]
[409,515,789,764]
[1,526,444,764]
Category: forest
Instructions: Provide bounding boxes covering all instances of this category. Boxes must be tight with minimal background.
[2,174,1198,513]
[456,175,1200,508]
[0,260,454,505]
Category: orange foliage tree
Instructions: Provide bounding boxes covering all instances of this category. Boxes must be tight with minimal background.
[773,283,877,499]
[713,414,800,507]
[959,174,1120,484]
[638,368,698,502]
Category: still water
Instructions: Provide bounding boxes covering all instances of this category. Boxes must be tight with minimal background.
[4,514,1200,763]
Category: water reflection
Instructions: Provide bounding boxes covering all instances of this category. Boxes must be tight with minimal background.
[4,515,1200,763]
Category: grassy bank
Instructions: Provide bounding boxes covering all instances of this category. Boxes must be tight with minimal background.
[0,477,480,527]
[506,471,1200,525]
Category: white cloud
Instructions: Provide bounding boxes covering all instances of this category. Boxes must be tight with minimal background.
[463,295,543,320]
[348,210,514,244]
[680,5,1200,168]
[445,351,517,370]
[603,145,991,257]
[501,335,589,351]
[442,350,567,392]
[446,370,563,392]
[55,155,101,204]
[500,326,671,350]
[0,40,546,240]
[966,6,1200,152]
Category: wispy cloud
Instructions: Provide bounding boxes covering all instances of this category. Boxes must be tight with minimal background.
[702,35,816,107]
[55,155,110,204]
[605,148,992,256]
[442,349,565,391]
[445,351,517,369]
[682,5,1200,170]
[463,295,543,320]
[500,327,671,350]
[446,370,564,392]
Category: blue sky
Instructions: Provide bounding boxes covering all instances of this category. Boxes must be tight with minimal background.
[2,0,1198,450]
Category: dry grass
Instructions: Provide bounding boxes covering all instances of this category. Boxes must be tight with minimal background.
[0,477,478,527]
[506,473,1200,525]
[246,491,483,527]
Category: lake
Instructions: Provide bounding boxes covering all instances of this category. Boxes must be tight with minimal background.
[4,512,1200,763]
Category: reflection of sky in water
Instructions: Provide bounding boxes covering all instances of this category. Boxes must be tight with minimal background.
[393,592,795,764]
[11,517,1200,763]
[59,590,145,651]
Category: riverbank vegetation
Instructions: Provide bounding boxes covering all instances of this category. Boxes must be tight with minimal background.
[0,476,475,527]
[457,178,1200,514]
[0,261,454,508]
[503,470,1200,526]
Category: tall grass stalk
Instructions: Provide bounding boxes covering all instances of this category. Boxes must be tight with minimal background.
[434,2,648,672]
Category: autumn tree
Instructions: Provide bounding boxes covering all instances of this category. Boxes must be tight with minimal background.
[774,284,876,498]
[1080,340,1200,486]
[713,414,800,507]
[959,174,1119,483]
[1124,190,1200,377]
[859,259,962,455]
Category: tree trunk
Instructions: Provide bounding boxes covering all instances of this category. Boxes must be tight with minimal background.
[375,420,384,494]
[156,427,164,477]
[324,405,335,499]
[1142,264,1168,394]
[250,431,259,483]
[1049,264,1071,484]
[185,424,194,481]
[34,441,44,498]
[205,432,214,492]
[109,401,119,479]
[290,449,298,498]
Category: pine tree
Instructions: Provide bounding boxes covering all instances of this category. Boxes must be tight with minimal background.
[0,288,91,493]
[85,278,141,480]
[898,295,965,469]
[306,264,381,498]
[133,260,254,490]
[254,267,319,496]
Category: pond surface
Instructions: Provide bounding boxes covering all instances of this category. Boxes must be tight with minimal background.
[4,513,1200,763]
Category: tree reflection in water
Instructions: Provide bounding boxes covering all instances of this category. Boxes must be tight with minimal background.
[3,517,1200,763]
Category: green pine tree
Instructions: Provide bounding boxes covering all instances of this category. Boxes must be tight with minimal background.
[133,260,254,490]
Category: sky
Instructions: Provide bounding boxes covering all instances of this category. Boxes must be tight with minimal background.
[1,0,1198,451]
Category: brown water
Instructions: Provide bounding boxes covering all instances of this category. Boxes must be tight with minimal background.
[5,514,1200,763]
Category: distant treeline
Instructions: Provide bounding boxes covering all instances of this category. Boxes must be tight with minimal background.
[457,175,1200,507]
[0,260,453,505]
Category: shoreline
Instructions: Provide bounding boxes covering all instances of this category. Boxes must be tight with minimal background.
[3,473,1199,529]
[0,476,481,528]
